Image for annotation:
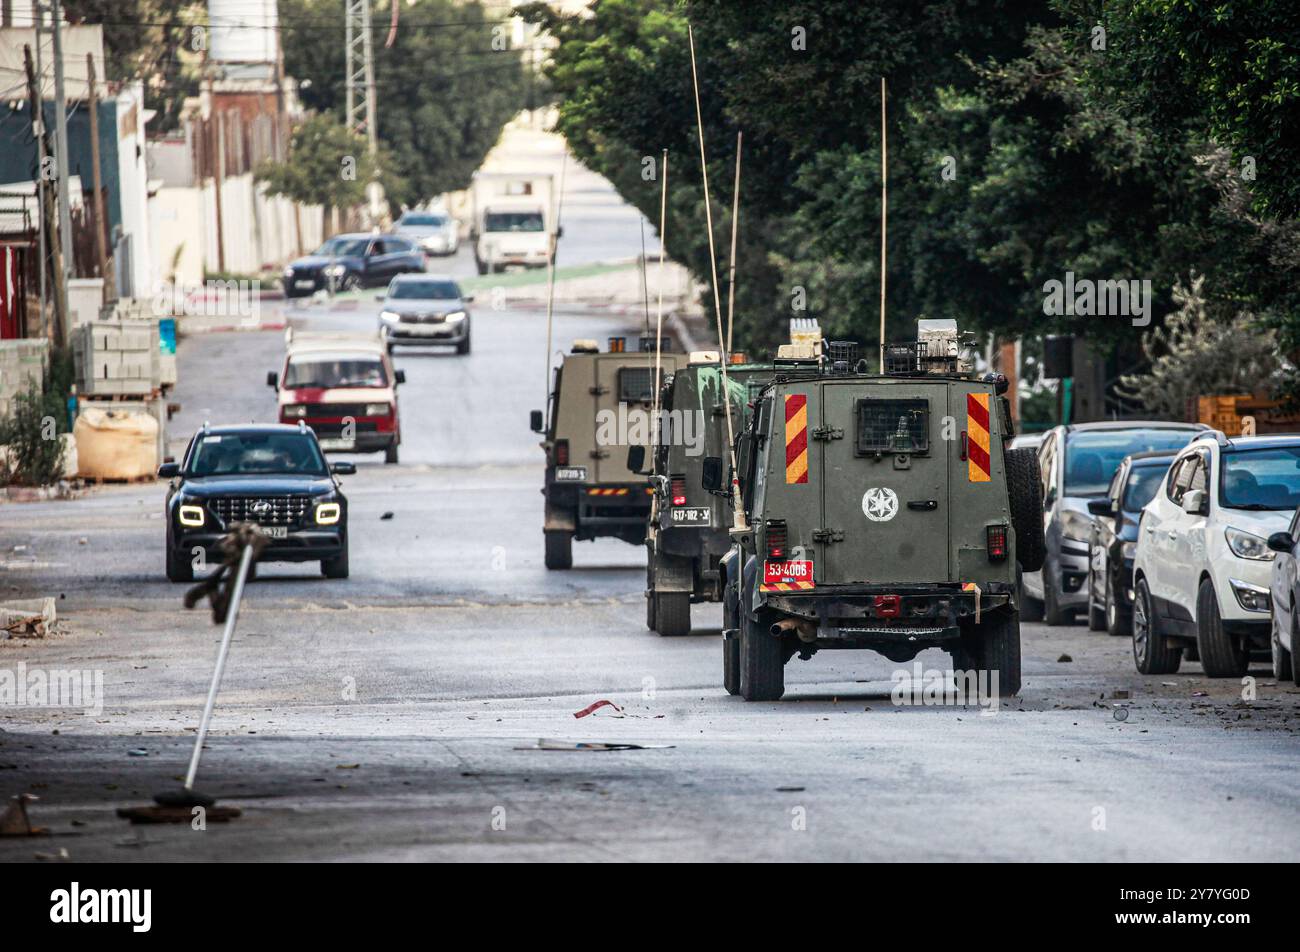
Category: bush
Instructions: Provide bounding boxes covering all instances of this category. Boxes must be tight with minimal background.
[0,349,72,487]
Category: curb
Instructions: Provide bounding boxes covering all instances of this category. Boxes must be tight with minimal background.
[2,482,78,503]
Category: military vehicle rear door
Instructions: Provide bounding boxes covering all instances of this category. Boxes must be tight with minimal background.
[816,379,952,584]
[594,355,656,483]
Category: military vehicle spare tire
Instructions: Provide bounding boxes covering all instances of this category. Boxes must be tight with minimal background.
[1005,447,1045,573]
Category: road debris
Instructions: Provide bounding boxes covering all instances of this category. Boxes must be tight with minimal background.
[1057,653,1073,663]
[0,793,47,836]
[1,596,57,639]
[517,738,675,751]
[572,699,665,719]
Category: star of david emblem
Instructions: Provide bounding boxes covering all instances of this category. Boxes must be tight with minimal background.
[862,487,899,522]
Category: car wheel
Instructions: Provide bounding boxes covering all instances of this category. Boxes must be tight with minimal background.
[739,611,785,701]
[1004,448,1045,572]
[339,274,360,292]
[1020,593,1044,622]
[1105,569,1132,637]
[165,539,194,583]
[544,530,572,570]
[1132,576,1180,674]
[645,557,658,631]
[1291,614,1300,684]
[1196,577,1248,678]
[1043,561,1072,626]
[384,442,399,465]
[1087,562,1107,631]
[1272,612,1294,682]
[321,540,349,579]
[656,592,691,637]
[456,329,471,355]
[966,609,1022,697]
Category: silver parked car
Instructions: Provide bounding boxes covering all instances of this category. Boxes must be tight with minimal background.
[1023,421,1206,625]
[393,210,459,256]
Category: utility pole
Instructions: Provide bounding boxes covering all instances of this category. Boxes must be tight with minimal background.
[50,0,73,304]
[344,0,377,152]
[86,53,113,302]
[25,41,65,346]
[345,0,383,226]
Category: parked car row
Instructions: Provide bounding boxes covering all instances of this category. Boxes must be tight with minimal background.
[1023,422,1300,681]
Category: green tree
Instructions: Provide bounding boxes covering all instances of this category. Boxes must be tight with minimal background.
[279,0,530,207]
[64,0,205,133]
[255,114,381,229]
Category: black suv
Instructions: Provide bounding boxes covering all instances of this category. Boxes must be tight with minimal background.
[159,423,354,582]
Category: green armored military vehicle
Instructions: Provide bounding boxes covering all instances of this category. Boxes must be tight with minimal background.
[628,353,771,636]
[531,336,687,569]
[712,326,1045,700]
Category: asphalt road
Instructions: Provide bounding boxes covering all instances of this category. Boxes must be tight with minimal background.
[2,288,1298,861]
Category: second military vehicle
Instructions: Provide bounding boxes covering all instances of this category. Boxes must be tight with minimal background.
[531,337,686,569]
[714,323,1044,700]
[629,353,770,636]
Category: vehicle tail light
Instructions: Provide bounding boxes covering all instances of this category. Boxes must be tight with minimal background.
[671,475,686,507]
[986,524,1008,561]
[874,595,901,618]
[765,520,788,560]
[555,439,570,466]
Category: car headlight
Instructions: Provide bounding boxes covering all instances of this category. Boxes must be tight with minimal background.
[282,267,294,278]
[1121,541,1137,560]
[1061,509,1093,543]
[325,264,346,277]
[315,502,341,525]
[178,504,205,527]
[364,403,391,416]
[1225,526,1273,561]
[283,404,308,418]
[379,310,400,322]
[445,310,467,323]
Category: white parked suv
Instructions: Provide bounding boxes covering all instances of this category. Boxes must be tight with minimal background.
[1131,434,1300,676]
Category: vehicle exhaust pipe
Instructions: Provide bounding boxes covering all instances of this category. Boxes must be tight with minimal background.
[771,617,817,642]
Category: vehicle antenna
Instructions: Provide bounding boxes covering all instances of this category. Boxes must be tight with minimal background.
[688,22,745,529]
[639,217,651,341]
[652,149,668,468]
[879,76,888,373]
[725,130,742,358]
[543,150,569,430]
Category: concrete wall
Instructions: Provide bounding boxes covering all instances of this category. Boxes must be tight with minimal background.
[150,172,322,284]
[150,187,206,289]
[199,173,322,276]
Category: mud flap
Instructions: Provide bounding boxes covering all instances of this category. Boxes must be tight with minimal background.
[543,503,576,533]
[653,550,694,593]
[742,552,763,618]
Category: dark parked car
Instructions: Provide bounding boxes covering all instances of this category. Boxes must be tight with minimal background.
[1085,450,1177,636]
[159,423,354,582]
[1267,508,1300,682]
[281,234,425,297]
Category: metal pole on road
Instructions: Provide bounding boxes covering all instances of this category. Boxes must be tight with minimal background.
[183,543,255,793]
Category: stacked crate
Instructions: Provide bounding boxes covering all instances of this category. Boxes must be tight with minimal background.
[73,319,161,397]
[0,338,50,418]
